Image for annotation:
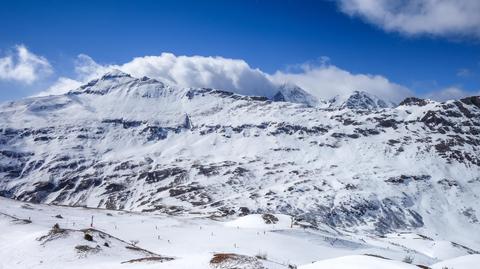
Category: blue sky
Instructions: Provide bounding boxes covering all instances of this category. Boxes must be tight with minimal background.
[1,0,479,102]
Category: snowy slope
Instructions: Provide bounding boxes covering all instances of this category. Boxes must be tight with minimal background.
[272,83,319,107]
[1,197,476,269]
[299,255,419,269]
[431,254,480,269]
[0,70,479,251]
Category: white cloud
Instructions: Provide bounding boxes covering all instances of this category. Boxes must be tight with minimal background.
[456,68,472,77]
[270,63,412,102]
[36,54,107,97]
[74,54,110,81]
[46,53,277,98]
[0,45,52,84]
[47,53,279,97]
[35,77,82,97]
[44,52,479,103]
[47,53,408,102]
[116,53,277,97]
[424,86,480,101]
[337,0,480,39]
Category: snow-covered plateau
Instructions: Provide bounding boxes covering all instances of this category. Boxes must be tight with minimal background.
[1,70,479,268]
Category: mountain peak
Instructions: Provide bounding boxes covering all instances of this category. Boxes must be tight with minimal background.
[100,69,132,80]
[272,83,318,107]
[70,70,158,96]
[333,90,395,110]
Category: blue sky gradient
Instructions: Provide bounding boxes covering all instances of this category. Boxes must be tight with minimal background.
[0,0,479,101]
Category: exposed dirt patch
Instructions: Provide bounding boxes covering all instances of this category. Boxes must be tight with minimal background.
[75,245,101,257]
[210,253,265,269]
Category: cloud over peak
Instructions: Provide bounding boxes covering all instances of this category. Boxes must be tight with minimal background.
[337,0,480,39]
[118,53,277,97]
[271,62,412,102]
[41,52,410,103]
[0,45,53,84]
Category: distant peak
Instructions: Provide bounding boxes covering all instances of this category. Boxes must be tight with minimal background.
[350,90,371,97]
[278,82,302,90]
[272,83,318,107]
[101,69,132,80]
[330,90,395,110]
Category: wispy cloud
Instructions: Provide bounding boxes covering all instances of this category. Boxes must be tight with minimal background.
[336,0,480,39]
[39,53,279,98]
[38,51,478,102]
[0,45,52,84]
[424,86,480,101]
[456,68,472,77]
[35,77,82,97]
[117,53,277,98]
[270,62,412,102]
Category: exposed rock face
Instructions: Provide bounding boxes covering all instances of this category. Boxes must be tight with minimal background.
[399,97,429,107]
[461,96,480,109]
[0,71,479,235]
[322,90,396,111]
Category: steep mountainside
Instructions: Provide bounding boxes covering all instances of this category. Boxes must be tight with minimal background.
[1,71,479,245]
[328,90,396,110]
[272,83,320,107]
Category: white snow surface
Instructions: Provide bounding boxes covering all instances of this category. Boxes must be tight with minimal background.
[0,197,478,269]
[224,214,292,229]
[431,254,480,269]
[299,255,419,269]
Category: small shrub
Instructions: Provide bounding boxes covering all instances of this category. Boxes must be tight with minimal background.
[262,213,278,224]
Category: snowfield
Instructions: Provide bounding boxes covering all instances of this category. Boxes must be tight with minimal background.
[0,197,479,269]
[224,214,293,229]
[431,254,480,269]
[299,255,419,269]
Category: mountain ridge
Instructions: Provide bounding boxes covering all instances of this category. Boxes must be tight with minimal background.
[0,71,479,246]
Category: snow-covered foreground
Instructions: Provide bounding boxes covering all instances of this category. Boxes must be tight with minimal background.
[1,197,478,269]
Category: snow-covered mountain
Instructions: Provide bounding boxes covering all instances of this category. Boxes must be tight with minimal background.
[271,85,394,110]
[1,70,479,247]
[328,90,396,110]
[272,83,319,107]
